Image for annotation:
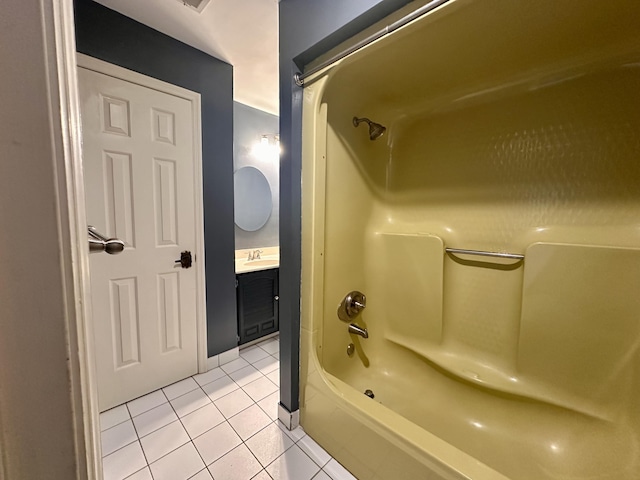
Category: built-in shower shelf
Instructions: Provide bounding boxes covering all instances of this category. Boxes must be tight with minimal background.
[445,247,524,261]
[386,333,609,421]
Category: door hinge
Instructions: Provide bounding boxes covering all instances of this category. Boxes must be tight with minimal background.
[235,279,238,288]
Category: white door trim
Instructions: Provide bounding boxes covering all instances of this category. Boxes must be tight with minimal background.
[77,53,208,376]
[48,1,101,478]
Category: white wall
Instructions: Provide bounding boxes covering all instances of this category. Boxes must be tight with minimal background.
[0,1,91,478]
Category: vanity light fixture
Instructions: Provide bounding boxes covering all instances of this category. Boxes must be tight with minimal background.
[251,134,281,162]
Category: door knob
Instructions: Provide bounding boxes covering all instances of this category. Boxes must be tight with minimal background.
[175,251,193,268]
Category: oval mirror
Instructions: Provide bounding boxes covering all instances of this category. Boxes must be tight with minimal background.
[234,166,272,231]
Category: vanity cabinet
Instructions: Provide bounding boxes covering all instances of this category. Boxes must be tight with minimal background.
[236,268,279,345]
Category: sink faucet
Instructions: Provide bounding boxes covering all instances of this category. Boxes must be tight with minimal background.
[247,249,263,261]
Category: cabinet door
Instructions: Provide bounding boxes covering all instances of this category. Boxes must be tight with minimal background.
[237,269,279,344]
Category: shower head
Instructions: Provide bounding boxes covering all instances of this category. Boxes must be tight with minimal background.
[353,116,386,140]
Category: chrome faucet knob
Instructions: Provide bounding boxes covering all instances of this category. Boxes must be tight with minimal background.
[337,291,366,322]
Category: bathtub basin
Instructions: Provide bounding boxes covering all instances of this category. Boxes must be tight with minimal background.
[299,1,640,479]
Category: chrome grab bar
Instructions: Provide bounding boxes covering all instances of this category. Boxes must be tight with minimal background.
[445,247,524,261]
[88,226,125,255]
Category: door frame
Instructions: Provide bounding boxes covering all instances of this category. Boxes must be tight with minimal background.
[77,53,209,377]
[34,3,207,478]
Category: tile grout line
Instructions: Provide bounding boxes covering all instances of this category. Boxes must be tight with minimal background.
[156,382,210,475]
[104,339,313,480]
[206,352,285,477]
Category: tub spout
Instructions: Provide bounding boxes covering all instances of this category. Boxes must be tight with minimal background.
[348,323,369,338]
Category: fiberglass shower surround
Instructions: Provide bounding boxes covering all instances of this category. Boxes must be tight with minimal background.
[298,1,640,479]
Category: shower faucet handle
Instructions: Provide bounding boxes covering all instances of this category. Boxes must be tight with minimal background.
[337,291,366,322]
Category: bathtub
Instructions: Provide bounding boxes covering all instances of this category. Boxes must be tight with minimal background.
[299,1,640,479]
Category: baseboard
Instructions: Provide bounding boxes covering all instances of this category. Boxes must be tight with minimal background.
[206,355,219,370]
[240,331,279,349]
[206,346,240,371]
[219,347,239,366]
[278,403,300,430]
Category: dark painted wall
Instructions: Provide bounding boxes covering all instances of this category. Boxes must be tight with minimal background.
[75,0,238,357]
[234,102,280,250]
[279,0,413,413]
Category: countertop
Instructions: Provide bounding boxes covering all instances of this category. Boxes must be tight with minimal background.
[235,246,280,274]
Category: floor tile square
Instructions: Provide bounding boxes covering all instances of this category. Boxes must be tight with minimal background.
[245,422,294,467]
[132,402,177,438]
[181,403,225,440]
[140,420,190,463]
[170,387,211,417]
[102,441,147,480]
[101,419,137,457]
[100,405,130,431]
[256,391,279,421]
[192,367,226,387]
[271,351,280,360]
[125,467,152,480]
[258,339,279,355]
[127,390,167,418]
[298,435,331,467]
[229,365,263,386]
[323,459,357,480]
[266,369,279,386]
[312,471,332,480]
[193,421,242,465]
[228,404,272,440]
[208,444,262,480]
[220,357,250,374]
[163,377,199,401]
[243,376,278,403]
[265,444,320,480]
[239,345,270,364]
[252,356,279,375]
[214,388,254,418]
[201,375,239,402]
[189,469,214,480]
[148,442,205,480]
[251,471,272,480]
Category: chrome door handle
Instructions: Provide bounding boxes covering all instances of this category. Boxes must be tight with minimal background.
[88,226,124,255]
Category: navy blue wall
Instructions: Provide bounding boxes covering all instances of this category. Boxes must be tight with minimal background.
[75,0,238,357]
[279,0,413,413]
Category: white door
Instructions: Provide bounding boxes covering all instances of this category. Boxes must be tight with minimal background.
[79,64,201,411]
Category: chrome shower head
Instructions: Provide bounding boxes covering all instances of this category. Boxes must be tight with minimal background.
[353,116,386,140]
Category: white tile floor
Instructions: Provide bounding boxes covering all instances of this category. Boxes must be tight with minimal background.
[100,336,357,480]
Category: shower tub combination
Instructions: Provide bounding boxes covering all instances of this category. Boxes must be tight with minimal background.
[298,1,640,479]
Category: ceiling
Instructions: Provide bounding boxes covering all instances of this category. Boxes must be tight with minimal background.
[94,0,279,115]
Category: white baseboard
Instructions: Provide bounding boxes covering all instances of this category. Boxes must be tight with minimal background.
[206,355,219,370]
[278,403,300,430]
[206,346,240,371]
[219,347,239,366]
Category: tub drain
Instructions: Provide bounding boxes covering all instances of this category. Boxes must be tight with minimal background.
[364,389,375,399]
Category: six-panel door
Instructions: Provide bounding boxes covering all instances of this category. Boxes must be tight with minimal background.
[79,67,199,411]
